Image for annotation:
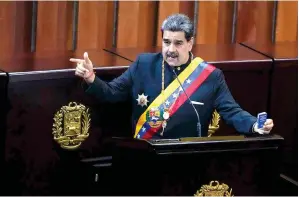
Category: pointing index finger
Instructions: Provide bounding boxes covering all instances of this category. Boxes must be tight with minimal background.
[69,58,84,63]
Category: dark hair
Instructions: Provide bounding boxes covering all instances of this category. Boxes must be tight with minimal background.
[161,13,194,41]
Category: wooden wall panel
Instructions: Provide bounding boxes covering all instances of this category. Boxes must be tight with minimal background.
[117,2,139,48]
[117,2,157,48]
[275,1,298,42]
[236,1,274,43]
[137,2,158,47]
[0,2,32,60]
[196,2,219,44]
[76,2,114,52]
[0,2,16,58]
[36,2,73,52]
[14,2,33,55]
[0,0,297,72]
[196,1,234,44]
[217,2,234,44]
[156,1,194,46]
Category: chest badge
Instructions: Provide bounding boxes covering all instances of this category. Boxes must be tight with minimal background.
[146,107,163,128]
[136,93,149,107]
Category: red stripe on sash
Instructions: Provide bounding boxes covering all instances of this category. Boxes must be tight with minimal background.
[170,65,216,114]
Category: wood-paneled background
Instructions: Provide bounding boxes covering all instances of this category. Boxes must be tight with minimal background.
[0,1,297,70]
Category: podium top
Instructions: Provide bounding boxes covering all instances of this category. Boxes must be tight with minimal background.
[0,50,132,73]
[241,41,298,61]
[110,134,284,155]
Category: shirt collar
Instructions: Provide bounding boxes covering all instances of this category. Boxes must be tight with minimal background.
[165,52,192,72]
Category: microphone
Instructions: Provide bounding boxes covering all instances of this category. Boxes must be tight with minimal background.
[172,68,202,137]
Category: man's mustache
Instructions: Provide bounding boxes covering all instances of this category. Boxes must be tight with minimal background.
[166,52,179,58]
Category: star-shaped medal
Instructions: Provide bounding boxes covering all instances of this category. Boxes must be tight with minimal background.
[136,93,149,107]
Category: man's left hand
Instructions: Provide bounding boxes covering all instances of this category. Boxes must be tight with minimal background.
[254,119,274,134]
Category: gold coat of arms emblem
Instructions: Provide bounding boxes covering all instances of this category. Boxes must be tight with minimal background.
[52,102,91,150]
[194,181,233,196]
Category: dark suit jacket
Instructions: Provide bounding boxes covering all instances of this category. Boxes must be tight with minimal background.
[85,52,257,138]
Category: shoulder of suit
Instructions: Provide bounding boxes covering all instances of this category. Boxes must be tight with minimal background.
[203,61,223,79]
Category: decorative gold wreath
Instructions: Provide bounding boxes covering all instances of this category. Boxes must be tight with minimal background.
[208,110,221,137]
[52,102,90,150]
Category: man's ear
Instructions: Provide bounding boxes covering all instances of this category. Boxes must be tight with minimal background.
[188,37,194,51]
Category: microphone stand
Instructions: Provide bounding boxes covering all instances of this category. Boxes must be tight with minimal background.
[172,69,202,137]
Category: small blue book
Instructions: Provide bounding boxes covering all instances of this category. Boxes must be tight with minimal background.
[257,112,267,129]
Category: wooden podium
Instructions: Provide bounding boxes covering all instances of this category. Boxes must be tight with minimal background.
[88,134,284,196]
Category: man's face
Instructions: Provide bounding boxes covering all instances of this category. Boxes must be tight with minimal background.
[162,30,193,67]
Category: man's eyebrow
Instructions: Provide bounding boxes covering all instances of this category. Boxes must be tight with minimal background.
[163,39,184,43]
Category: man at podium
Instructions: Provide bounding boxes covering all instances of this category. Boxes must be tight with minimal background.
[70,14,274,139]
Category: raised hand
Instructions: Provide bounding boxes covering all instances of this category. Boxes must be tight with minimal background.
[70,52,95,84]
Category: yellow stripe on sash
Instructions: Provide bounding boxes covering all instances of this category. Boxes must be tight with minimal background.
[134,57,204,138]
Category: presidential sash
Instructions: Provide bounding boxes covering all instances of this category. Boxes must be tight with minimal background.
[134,57,216,139]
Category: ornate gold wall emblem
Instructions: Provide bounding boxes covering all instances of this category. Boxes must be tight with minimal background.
[52,102,91,150]
[195,181,233,196]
